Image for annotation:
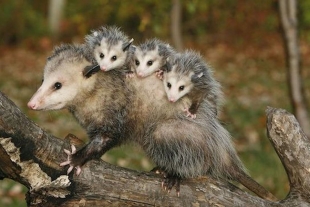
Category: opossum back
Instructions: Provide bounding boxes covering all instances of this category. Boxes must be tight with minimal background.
[124,74,245,179]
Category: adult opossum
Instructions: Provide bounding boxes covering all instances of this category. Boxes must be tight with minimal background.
[27,44,276,200]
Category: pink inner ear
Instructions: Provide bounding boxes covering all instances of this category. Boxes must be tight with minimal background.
[197,72,204,78]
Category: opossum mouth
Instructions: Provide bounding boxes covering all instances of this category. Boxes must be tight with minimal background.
[40,102,64,111]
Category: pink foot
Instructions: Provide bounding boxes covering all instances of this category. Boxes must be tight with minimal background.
[155,70,164,80]
[184,108,196,119]
[60,145,82,175]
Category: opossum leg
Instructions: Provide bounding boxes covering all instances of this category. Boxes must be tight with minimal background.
[162,173,181,197]
[60,134,116,175]
[185,100,201,119]
[184,107,197,119]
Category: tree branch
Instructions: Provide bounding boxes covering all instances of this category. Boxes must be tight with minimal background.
[1,91,310,206]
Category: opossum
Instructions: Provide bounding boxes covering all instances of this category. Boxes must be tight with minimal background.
[85,26,134,76]
[163,51,223,118]
[27,44,276,200]
[132,38,175,78]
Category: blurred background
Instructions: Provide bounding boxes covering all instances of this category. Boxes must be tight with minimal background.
[1,0,310,206]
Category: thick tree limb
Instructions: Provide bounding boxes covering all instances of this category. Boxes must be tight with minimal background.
[0,91,310,206]
[266,107,310,206]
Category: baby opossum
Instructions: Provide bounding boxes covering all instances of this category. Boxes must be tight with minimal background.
[132,38,175,78]
[27,44,276,201]
[163,50,223,118]
[85,26,134,75]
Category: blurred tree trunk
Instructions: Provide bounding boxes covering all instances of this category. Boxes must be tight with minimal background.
[171,0,183,51]
[278,0,310,138]
[48,0,66,40]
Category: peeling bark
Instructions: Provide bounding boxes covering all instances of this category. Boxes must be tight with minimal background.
[0,91,310,206]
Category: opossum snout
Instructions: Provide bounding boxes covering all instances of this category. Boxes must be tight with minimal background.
[169,97,176,102]
[27,100,39,110]
[137,72,144,78]
[100,66,107,71]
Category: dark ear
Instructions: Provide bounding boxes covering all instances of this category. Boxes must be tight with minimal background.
[163,59,172,73]
[122,38,134,51]
[191,72,204,83]
[83,64,100,78]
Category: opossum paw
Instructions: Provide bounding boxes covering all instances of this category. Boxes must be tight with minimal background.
[162,174,181,197]
[155,70,164,80]
[151,166,165,175]
[60,145,82,176]
[184,108,197,119]
[126,71,135,78]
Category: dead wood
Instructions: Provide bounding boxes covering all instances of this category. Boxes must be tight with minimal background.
[0,91,310,206]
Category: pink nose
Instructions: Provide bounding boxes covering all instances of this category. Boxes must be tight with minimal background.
[169,98,175,102]
[100,66,107,71]
[138,72,144,77]
[27,101,37,110]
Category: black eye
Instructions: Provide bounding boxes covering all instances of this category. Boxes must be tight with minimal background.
[111,56,117,61]
[54,82,62,90]
[135,60,140,66]
[100,53,104,58]
[147,60,153,66]
[167,82,171,89]
[179,86,184,91]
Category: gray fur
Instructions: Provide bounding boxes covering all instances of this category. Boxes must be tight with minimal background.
[164,50,224,115]
[132,38,175,77]
[29,44,274,199]
[138,38,174,57]
[85,26,130,50]
[85,26,134,73]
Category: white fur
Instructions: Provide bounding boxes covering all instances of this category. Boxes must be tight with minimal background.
[28,60,95,110]
[163,69,193,102]
[134,47,161,78]
[94,39,127,71]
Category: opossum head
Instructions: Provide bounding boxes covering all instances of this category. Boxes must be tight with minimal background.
[28,44,96,110]
[133,39,174,78]
[134,47,161,78]
[163,51,206,102]
[163,66,194,102]
[86,26,133,72]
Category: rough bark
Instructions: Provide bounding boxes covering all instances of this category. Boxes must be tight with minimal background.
[278,0,310,138]
[0,91,310,206]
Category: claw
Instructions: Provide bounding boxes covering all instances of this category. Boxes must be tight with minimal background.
[59,160,70,166]
[64,149,71,155]
[76,166,82,176]
[126,72,135,78]
[67,166,74,175]
[71,144,76,154]
[161,173,181,196]
[155,70,164,80]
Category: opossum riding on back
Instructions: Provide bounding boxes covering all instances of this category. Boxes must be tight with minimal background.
[132,38,175,78]
[27,43,276,201]
[163,51,222,118]
[84,26,134,76]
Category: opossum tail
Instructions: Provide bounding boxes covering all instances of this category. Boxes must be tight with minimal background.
[235,168,277,201]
